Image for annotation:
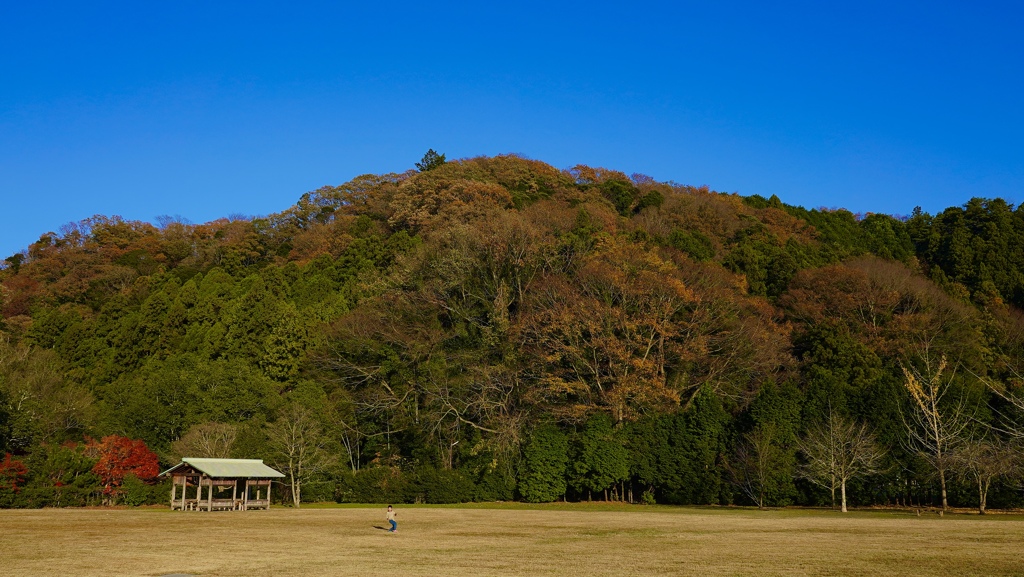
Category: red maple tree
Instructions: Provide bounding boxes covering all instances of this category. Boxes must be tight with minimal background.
[86,436,160,497]
[0,453,28,493]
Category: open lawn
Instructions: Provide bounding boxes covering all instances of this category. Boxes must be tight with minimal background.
[2,504,1023,576]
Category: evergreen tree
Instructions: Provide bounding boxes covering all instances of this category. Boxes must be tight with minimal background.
[520,424,568,502]
[416,149,447,172]
[569,413,629,501]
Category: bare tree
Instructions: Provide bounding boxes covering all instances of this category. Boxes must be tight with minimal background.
[266,405,333,508]
[975,364,1024,442]
[730,424,782,509]
[950,438,1018,515]
[798,410,886,512]
[425,366,526,463]
[171,422,237,459]
[901,355,974,511]
[326,391,396,473]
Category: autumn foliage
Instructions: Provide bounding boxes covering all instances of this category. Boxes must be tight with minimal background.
[0,453,28,493]
[86,436,159,497]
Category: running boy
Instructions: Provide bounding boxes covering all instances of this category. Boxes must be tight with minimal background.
[386,505,397,533]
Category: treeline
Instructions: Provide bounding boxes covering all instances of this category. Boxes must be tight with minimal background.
[2,154,1024,511]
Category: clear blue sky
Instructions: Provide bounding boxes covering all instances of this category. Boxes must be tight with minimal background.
[2,1,1022,257]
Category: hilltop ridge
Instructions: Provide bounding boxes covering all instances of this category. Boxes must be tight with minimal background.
[2,154,1023,509]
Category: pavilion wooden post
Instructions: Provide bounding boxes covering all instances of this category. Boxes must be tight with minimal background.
[232,481,237,510]
[207,477,213,511]
[180,476,187,510]
[244,479,250,511]
[170,475,177,509]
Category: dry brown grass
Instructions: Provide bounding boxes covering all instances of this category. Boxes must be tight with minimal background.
[3,504,1024,577]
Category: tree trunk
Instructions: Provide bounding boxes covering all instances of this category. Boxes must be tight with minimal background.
[841,478,848,513]
[939,470,948,511]
[979,478,987,515]
[291,473,301,508]
[830,474,836,510]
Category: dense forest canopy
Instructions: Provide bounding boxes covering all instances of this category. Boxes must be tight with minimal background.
[2,153,1024,510]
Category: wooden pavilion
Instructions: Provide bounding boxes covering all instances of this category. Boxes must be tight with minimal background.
[160,458,285,511]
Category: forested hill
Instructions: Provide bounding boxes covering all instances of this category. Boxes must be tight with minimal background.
[2,154,1024,509]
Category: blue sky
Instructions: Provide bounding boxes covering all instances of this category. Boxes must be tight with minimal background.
[2,1,1022,257]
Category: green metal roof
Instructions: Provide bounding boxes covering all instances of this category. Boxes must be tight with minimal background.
[160,458,285,478]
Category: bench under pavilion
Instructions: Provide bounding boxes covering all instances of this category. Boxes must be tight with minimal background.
[161,458,285,511]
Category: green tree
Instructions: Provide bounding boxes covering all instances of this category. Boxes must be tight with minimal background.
[260,304,309,382]
[625,389,729,505]
[569,413,629,501]
[667,229,714,261]
[795,321,885,425]
[599,179,638,216]
[22,442,100,507]
[520,424,569,502]
[224,277,280,363]
[4,253,24,274]
[670,389,729,504]
[416,149,447,172]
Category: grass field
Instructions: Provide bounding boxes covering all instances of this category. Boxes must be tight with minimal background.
[3,504,1024,577]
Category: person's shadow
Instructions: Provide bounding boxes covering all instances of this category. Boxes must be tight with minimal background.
[373,525,389,531]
